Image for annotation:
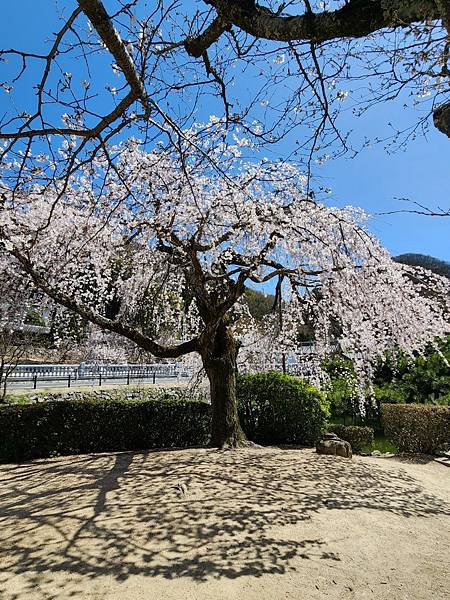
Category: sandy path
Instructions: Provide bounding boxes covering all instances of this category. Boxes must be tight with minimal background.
[0,448,448,600]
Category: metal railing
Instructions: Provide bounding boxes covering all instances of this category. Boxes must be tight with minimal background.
[1,362,181,390]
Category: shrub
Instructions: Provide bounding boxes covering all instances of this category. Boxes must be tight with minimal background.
[237,372,329,446]
[0,396,210,463]
[374,383,407,405]
[323,356,359,419]
[381,403,450,454]
[328,424,374,453]
[436,393,450,406]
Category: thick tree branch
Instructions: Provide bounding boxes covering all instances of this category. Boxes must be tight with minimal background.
[433,102,450,137]
[76,0,147,106]
[185,15,230,58]
[9,247,200,359]
[185,0,441,56]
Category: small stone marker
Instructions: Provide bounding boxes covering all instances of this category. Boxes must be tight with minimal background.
[371,451,396,458]
[316,433,352,458]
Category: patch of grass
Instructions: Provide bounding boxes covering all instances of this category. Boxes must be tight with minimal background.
[2,393,31,405]
[361,434,397,455]
[3,382,193,405]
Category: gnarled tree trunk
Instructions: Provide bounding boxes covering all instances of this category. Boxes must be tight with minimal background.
[201,321,247,448]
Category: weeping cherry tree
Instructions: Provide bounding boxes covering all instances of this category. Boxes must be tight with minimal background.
[1,129,449,446]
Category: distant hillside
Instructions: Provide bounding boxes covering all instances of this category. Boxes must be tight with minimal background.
[244,288,275,319]
[245,253,450,318]
[394,254,450,279]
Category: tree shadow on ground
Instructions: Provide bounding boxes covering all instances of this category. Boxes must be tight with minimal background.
[0,447,448,599]
[389,453,440,464]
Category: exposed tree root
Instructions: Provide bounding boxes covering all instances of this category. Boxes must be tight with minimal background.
[213,438,262,451]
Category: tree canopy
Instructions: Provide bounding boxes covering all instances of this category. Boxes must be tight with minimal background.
[0,0,448,197]
[1,131,449,444]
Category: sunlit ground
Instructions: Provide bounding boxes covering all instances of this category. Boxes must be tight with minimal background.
[0,448,448,600]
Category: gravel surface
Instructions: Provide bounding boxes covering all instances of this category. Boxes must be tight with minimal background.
[0,447,448,599]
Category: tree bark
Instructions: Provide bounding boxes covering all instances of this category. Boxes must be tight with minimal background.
[186,1,441,57]
[433,103,450,138]
[202,322,247,448]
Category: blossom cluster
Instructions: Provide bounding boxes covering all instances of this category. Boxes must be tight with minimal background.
[1,127,448,395]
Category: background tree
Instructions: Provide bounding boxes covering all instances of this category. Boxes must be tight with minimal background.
[243,288,275,321]
[374,336,450,406]
[1,133,449,445]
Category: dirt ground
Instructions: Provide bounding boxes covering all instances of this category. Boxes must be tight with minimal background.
[0,447,448,600]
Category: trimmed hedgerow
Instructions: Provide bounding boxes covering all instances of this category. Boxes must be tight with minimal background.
[328,424,374,454]
[381,403,450,455]
[0,397,211,463]
[237,371,329,446]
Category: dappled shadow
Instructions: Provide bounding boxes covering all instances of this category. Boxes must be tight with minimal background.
[390,453,440,465]
[0,447,448,599]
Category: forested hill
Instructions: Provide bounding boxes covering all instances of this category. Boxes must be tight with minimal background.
[394,254,450,279]
[245,253,450,318]
[244,288,275,320]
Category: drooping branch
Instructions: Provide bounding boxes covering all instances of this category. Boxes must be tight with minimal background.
[1,139,449,405]
[10,247,200,359]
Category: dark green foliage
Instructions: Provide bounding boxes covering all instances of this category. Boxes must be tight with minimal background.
[323,356,359,420]
[237,371,329,445]
[374,337,450,406]
[24,309,46,327]
[381,403,450,454]
[324,336,450,429]
[328,424,374,453]
[394,253,450,279]
[0,396,210,463]
[373,382,408,405]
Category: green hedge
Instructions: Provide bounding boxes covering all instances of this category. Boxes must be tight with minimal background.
[0,397,210,463]
[381,403,450,454]
[328,424,374,453]
[237,372,328,446]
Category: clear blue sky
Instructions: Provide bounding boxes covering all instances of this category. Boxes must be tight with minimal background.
[315,101,450,261]
[317,124,449,260]
[1,1,449,262]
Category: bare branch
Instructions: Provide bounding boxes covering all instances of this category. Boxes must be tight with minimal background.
[378,197,450,216]
[76,0,147,106]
